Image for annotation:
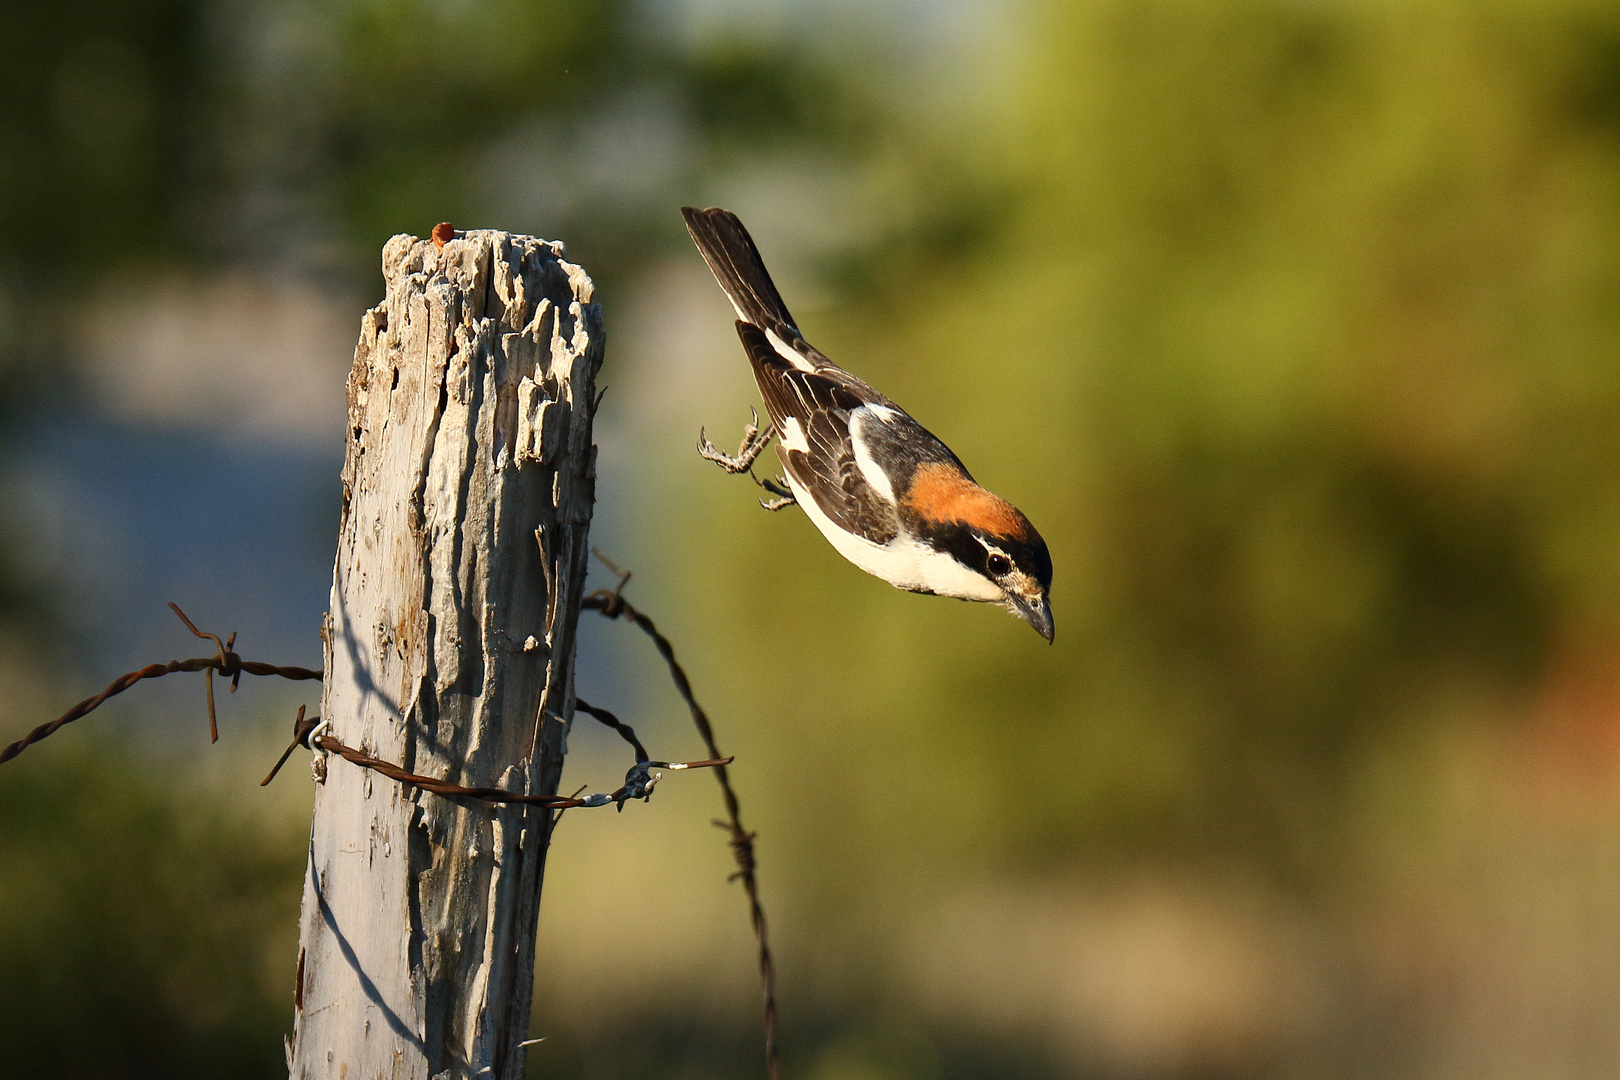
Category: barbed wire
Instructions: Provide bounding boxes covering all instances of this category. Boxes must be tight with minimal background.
[316,735,727,809]
[584,552,782,1080]
[4,586,783,1079]
[0,603,321,766]
[259,703,729,810]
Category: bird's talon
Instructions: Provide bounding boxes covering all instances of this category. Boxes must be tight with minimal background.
[696,409,776,474]
[755,473,796,510]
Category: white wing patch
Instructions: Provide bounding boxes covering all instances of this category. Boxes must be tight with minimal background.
[765,327,818,372]
[849,408,896,504]
[779,416,810,453]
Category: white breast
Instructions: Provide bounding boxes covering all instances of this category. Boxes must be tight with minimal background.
[784,473,1004,602]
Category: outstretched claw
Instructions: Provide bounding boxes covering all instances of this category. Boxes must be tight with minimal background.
[698,407,776,474]
[755,473,796,512]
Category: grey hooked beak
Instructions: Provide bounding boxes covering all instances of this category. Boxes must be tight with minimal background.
[1008,591,1054,643]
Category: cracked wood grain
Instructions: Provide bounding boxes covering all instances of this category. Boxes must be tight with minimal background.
[288,229,603,1080]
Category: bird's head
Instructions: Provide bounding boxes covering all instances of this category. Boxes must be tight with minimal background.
[905,463,1054,641]
[967,526,1054,642]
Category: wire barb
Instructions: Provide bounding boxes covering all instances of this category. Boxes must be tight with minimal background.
[256,686,726,811]
[590,548,632,600]
[4,594,779,1077]
[169,602,238,742]
[260,704,323,786]
[0,604,322,767]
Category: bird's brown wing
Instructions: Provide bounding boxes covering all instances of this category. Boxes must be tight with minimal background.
[734,321,899,546]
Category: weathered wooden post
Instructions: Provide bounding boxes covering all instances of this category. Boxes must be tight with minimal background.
[287,229,603,1079]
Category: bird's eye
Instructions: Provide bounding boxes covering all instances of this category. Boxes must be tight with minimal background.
[987,553,1011,576]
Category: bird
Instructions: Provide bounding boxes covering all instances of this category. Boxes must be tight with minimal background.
[681,205,1054,641]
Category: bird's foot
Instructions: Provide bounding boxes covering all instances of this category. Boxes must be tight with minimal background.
[697,408,775,474]
[754,473,797,512]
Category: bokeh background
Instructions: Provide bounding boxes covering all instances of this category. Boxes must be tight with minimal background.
[5,0,1620,1076]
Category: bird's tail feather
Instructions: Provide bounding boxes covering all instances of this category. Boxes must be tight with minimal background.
[681,206,799,333]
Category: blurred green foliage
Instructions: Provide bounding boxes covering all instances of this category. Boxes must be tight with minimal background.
[7,0,1620,1076]
[0,0,202,279]
[667,0,1620,876]
[0,744,303,1078]
[632,2,1620,1071]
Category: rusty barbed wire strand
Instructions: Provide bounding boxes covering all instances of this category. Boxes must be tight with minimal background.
[583,579,781,1080]
[8,586,779,1073]
[260,705,729,809]
[313,734,729,808]
[0,603,322,767]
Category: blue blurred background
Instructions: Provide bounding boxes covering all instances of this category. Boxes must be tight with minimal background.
[6,0,1620,1076]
